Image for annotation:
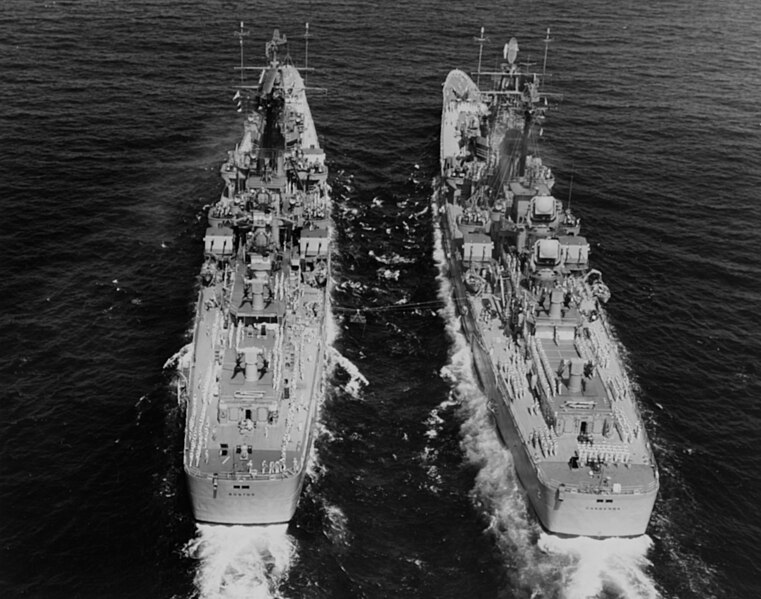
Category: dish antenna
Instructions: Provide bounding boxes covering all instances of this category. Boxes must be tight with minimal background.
[504,37,519,65]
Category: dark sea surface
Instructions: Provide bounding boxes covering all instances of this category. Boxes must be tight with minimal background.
[2,0,760,597]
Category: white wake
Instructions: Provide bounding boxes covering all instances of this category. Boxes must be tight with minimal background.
[432,201,660,599]
[184,524,295,599]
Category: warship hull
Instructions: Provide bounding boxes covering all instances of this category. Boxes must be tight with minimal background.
[184,278,325,524]
[186,469,304,525]
[440,206,657,537]
[181,28,331,526]
[437,47,657,537]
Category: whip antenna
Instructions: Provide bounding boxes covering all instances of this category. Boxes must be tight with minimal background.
[474,27,488,87]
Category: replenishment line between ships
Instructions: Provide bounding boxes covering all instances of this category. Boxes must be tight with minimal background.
[436,28,658,537]
[177,23,331,525]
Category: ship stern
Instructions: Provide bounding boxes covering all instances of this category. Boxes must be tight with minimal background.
[186,469,305,525]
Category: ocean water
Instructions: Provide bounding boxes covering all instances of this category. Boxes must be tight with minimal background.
[1,1,760,598]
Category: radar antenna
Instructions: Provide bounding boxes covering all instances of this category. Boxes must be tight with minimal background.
[266,29,288,65]
[504,37,519,65]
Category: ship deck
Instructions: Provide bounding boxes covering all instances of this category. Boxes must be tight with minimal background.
[470,290,656,493]
[184,64,328,483]
[186,272,323,480]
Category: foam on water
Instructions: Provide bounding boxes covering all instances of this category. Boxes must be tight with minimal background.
[423,395,457,440]
[163,342,193,372]
[367,249,417,265]
[420,394,459,493]
[376,267,400,281]
[432,198,660,599]
[538,535,659,599]
[184,524,295,599]
[322,502,351,548]
[328,347,369,397]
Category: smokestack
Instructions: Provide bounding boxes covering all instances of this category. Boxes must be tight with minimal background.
[549,288,564,320]
[244,350,258,381]
[568,358,584,393]
[243,349,266,381]
[251,278,265,311]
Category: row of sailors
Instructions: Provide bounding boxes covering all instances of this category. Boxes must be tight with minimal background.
[529,356,554,401]
[270,325,286,393]
[532,336,557,398]
[278,399,301,461]
[577,445,633,465]
[587,321,612,368]
[224,453,287,474]
[249,457,303,476]
[250,457,303,476]
[608,374,633,404]
[460,207,487,225]
[260,458,287,475]
[301,207,327,220]
[574,333,595,367]
[218,455,297,476]
[190,392,210,467]
[527,399,542,416]
[501,355,530,404]
[613,406,641,445]
[530,428,558,457]
[210,200,243,219]
[293,157,326,175]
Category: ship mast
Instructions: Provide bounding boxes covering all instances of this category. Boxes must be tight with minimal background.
[235,21,250,84]
[518,105,533,178]
[541,27,552,84]
[474,27,488,88]
[303,22,311,87]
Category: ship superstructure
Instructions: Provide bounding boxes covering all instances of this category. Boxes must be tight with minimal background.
[181,25,330,524]
[437,30,658,537]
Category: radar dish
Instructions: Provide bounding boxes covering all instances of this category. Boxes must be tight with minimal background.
[506,38,519,64]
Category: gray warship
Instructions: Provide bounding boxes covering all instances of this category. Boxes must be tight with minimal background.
[180,25,330,524]
[437,30,658,537]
